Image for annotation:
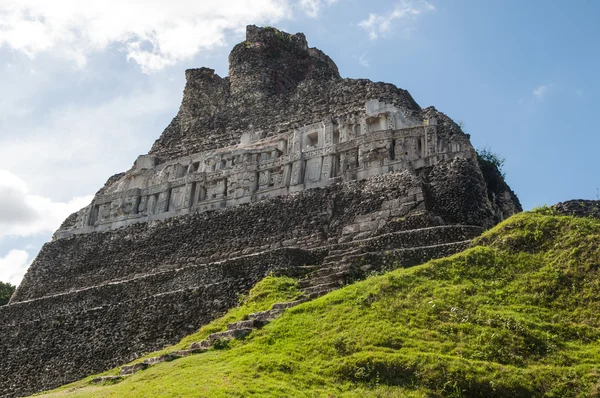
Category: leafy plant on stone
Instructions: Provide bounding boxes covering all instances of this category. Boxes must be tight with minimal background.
[477,146,506,179]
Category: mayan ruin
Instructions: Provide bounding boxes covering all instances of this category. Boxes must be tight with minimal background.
[1,25,523,397]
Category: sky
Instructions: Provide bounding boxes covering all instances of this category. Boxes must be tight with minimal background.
[0,0,599,286]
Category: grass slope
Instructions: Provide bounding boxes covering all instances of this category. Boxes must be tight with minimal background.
[39,210,600,397]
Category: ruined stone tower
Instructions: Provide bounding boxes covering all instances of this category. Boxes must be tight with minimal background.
[0,26,521,397]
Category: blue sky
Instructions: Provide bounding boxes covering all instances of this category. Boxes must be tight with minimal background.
[0,0,598,285]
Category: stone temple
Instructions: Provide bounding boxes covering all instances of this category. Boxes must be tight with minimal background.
[0,26,521,397]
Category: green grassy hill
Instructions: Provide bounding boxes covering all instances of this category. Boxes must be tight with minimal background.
[38,210,600,397]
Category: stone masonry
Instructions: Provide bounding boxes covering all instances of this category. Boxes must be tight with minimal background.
[1,26,522,397]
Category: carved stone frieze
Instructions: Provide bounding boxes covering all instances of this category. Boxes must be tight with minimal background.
[64,101,473,234]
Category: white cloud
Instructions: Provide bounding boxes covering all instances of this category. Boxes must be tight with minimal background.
[0,81,178,200]
[299,0,339,18]
[0,170,93,239]
[0,250,31,286]
[0,249,31,285]
[0,0,326,73]
[533,84,551,99]
[358,52,370,67]
[358,0,435,40]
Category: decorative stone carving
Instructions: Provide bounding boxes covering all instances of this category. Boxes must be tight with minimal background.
[156,191,170,213]
[290,161,303,186]
[321,155,333,180]
[62,100,476,234]
[305,157,322,183]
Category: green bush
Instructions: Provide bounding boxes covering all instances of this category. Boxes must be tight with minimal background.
[0,281,15,306]
[477,147,506,179]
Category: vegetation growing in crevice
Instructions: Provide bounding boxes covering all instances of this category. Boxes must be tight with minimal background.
[476,147,506,180]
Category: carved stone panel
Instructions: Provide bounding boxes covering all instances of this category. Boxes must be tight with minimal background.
[122,195,140,216]
[75,206,91,228]
[388,112,396,130]
[207,179,226,199]
[183,184,194,208]
[290,131,302,160]
[138,196,148,216]
[360,119,367,135]
[323,120,333,148]
[305,157,322,183]
[147,195,157,215]
[426,127,437,156]
[290,161,303,186]
[270,170,283,187]
[169,186,186,211]
[156,191,170,213]
[321,155,333,180]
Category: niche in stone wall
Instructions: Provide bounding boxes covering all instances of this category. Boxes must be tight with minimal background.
[333,129,340,144]
[279,139,288,154]
[149,194,159,214]
[305,131,319,148]
[175,164,186,178]
[189,162,200,173]
[305,157,323,183]
[333,154,341,176]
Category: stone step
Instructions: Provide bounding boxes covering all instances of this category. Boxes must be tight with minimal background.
[271,299,306,310]
[207,328,253,342]
[189,328,254,352]
[305,262,354,279]
[247,308,282,321]
[304,287,336,300]
[326,248,348,256]
[90,376,124,384]
[190,340,212,350]
[330,225,484,255]
[142,348,205,366]
[120,362,148,376]
[301,281,343,295]
[284,264,319,277]
[298,270,351,288]
[227,319,268,330]
[323,248,364,263]
[342,240,472,267]
[144,353,177,366]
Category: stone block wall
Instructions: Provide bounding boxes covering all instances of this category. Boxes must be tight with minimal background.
[14,171,425,302]
[1,248,315,326]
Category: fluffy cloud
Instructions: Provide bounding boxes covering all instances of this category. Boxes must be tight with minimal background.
[359,0,435,40]
[0,249,30,286]
[0,170,93,239]
[533,84,552,99]
[299,0,339,18]
[358,52,370,68]
[0,0,339,73]
[0,80,179,200]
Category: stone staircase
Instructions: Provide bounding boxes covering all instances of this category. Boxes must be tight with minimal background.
[94,224,482,384]
[98,298,308,384]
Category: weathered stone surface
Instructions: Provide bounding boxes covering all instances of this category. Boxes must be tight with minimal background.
[0,25,521,398]
[89,376,124,385]
[553,200,600,219]
[120,363,148,376]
